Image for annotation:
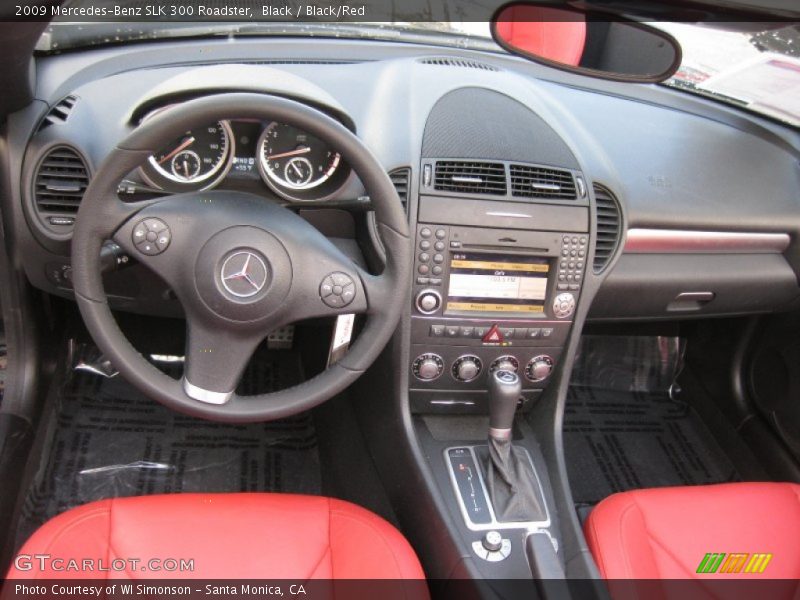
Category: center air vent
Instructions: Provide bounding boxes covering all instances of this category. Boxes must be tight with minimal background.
[593,184,622,273]
[418,57,499,71]
[389,168,411,214]
[434,161,506,195]
[33,146,90,228]
[510,165,577,199]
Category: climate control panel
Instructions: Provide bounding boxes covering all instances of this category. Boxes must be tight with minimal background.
[410,345,560,390]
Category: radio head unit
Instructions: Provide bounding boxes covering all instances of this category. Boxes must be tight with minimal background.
[446,252,550,315]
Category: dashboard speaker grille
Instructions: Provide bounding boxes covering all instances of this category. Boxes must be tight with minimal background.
[34,146,89,220]
[37,95,78,132]
[593,184,622,273]
[434,161,507,195]
[389,168,411,214]
[510,164,577,199]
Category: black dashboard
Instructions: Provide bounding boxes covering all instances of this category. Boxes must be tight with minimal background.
[5,36,800,323]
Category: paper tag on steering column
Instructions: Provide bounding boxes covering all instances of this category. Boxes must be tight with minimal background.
[327,314,355,366]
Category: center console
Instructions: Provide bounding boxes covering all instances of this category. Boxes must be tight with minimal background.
[409,206,590,413]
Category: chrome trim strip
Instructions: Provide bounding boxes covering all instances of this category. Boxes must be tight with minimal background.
[182,378,233,405]
[485,211,532,219]
[444,445,550,533]
[625,229,790,254]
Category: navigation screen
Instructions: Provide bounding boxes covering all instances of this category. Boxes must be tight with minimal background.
[446,252,550,313]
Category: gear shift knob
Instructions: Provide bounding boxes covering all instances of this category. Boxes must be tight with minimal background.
[488,369,522,440]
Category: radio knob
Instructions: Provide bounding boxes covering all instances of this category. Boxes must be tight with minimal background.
[453,355,482,382]
[413,353,444,381]
[489,355,519,374]
[525,355,554,382]
[553,292,576,319]
[416,289,442,314]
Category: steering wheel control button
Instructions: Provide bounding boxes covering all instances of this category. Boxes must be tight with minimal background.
[321,272,355,308]
[133,218,171,256]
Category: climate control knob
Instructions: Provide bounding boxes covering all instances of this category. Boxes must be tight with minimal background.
[412,353,444,381]
[489,355,519,374]
[525,355,555,382]
[452,355,483,382]
[416,289,442,314]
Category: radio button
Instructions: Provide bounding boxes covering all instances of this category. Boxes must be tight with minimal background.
[541,328,553,337]
[416,276,430,285]
[434,241,445,251]
[473,326,489,338]
[419,253,430,263]
[430,324,445,337]
[429,278,442,286]
[419,240,431,251]
[420,227,432,238]
[435,229,447,239]
[525,328,541,338]
[558,283,569,290]
[500,328,515,339]
[450,241,462,249]
[433,254,444,264]
[445,326,460,338]
[432,265,443,276]
[460,326,475,337]
[418,265,430,275]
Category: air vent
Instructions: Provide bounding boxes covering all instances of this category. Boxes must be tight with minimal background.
[434,161,507,195]
[389,168,411,213]
[510,165,577,200]
[37,96,78,132]
[418,57,499,71]
[33,146,89,224]
[593,184,622,273]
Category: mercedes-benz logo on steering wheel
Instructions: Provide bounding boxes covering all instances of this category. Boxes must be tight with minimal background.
[220,250,269,298]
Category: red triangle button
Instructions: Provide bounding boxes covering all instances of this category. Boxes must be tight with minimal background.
[482,324,504,344]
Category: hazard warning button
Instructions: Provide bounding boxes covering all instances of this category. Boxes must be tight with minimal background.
[482,324,504,344]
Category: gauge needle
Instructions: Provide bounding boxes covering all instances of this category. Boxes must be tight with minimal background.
[158,137,195,164]
[291,162,304,177]
[269,146,311,160]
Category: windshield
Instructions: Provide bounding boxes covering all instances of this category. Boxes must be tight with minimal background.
[39,20,799,127]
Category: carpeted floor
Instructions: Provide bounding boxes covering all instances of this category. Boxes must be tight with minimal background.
[15,349,321,548]
[564,336,740,508]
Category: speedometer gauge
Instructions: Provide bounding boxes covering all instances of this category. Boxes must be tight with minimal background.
[141,120,234,190]
[258,122,345,200]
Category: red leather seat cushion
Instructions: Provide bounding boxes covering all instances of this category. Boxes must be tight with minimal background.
[8,493,426,580]
[584,482,800,579]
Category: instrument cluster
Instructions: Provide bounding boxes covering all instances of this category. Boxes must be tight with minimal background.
[138,115,351,202]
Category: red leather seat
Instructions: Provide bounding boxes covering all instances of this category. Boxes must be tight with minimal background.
[584,482,800,579]
[8,493,426,581]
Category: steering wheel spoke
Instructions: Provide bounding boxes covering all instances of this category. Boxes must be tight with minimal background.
[181,314,264,405]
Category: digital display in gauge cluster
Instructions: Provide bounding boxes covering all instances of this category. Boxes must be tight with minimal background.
[139,114,351,201]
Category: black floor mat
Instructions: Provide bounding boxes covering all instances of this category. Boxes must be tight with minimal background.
[15,350,321,548]
[564,386,740,506]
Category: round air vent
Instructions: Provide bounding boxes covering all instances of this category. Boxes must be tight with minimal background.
[33,145,89,231]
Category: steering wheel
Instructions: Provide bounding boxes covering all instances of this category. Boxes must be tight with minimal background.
[72,93,410,422]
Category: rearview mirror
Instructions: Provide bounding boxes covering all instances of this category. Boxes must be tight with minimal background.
[491,3,682,83]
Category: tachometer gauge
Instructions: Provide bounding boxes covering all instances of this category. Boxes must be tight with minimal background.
[258,122,347,201]
[141,120,234,190]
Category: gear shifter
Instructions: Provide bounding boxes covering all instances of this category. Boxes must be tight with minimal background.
[483,370,547,523]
